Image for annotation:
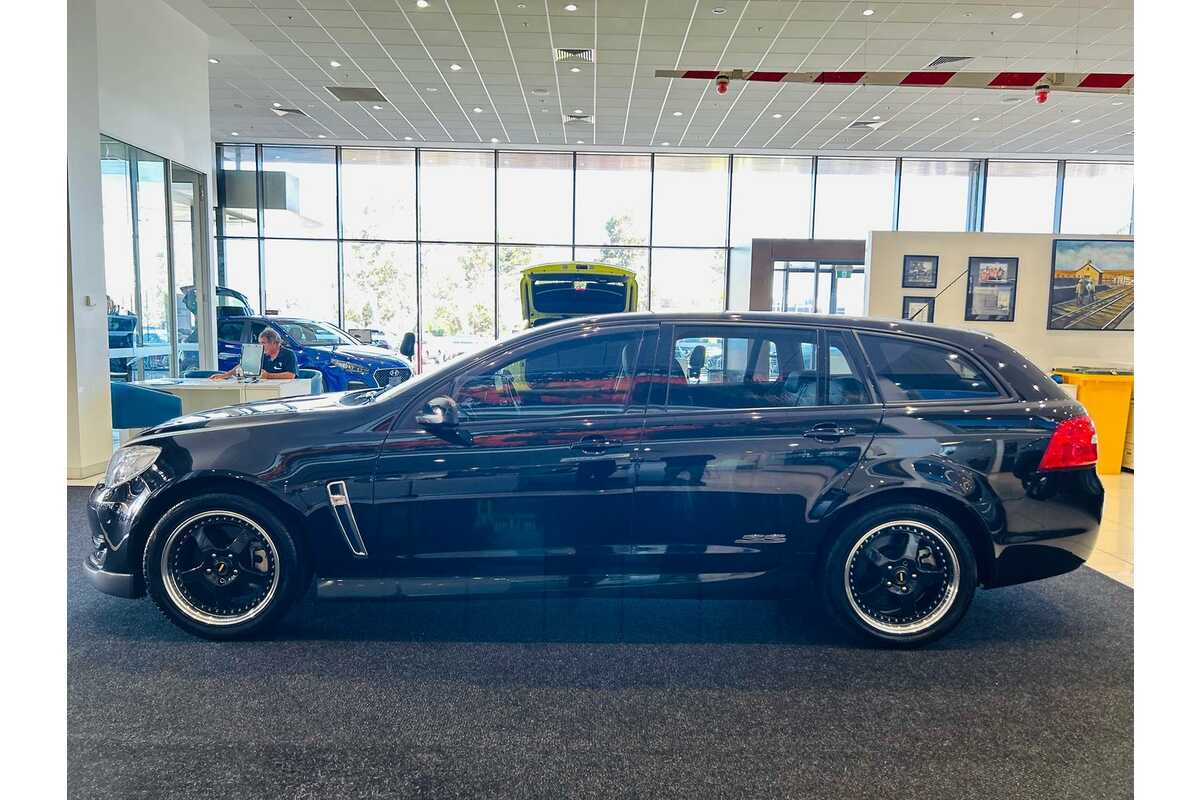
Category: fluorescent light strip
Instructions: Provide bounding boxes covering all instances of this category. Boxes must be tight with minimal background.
[444,0,510,142]
[621,0,649,145]
[647,0,700,149]
[493,0,539,144]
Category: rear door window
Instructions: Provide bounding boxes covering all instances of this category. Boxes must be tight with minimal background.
[667,326,820,410]
[859,333,1002,402]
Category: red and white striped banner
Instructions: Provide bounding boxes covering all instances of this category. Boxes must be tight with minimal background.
[653,69,1134,94]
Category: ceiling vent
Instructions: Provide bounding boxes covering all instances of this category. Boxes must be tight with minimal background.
[563,113,594,125]
[271,107,307,117]
[926,55,973,69]
[554,48,595,64]
[325,86,388,103]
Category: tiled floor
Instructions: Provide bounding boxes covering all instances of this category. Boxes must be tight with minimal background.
[1087,471,1134,587]
[64,470,1135,587]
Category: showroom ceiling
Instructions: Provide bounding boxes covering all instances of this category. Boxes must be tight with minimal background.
[198,0,1133,156]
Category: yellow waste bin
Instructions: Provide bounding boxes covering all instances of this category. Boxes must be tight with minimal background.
[1052,368,1134,475]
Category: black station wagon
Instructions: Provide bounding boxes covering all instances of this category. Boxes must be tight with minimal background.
[85,312,1103,646]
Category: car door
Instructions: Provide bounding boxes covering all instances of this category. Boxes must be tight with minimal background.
[630,323,881,589]
[371,324,655,595]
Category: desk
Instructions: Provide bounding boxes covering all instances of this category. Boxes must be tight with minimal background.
[133,378,313,415]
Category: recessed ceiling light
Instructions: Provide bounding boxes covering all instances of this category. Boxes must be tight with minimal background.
[772,113,783,119]
[273,102,282,108]
[1090,149,1098,153]
[230,131,239,136]
[570,66,581,73]
[1010,11,1024,20]
[576,140,584,144]
[208,57,220,64]
[672,111,683,117]
[450,63,462,71]
[417,0,430,8]
[1070,118,1082,124]
[404,136,413,141]
[517,3,526,7]
[564,3,577,11]
[372,104,383,110]
[1111,100,1124,106]
[490,137,500,143]
[330,60,341,68]
[862,9,875,16]
[661,141,670,146]
[426,87,438,92]
[971,116,981,122]
[317,134,327,138]
[573,108,583,114]
[473,107,483,113]
[713,7,726,14]
[872,115,881,120]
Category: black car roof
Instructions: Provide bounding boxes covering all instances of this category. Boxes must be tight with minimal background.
[538,310,994,347]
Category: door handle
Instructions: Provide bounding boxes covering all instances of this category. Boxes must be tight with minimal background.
[802,423,856,442]
[570,436,620,453]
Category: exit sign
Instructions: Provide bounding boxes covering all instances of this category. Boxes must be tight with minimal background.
[835,269,853,278]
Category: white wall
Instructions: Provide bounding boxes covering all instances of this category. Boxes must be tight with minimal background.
[95,0,212,173]
[67,0,214,478]
[866,231,1133,372]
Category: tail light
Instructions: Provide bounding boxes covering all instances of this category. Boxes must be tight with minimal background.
[1038,414,1099,471]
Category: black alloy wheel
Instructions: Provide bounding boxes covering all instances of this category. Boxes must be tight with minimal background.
[143,493,303,639]
[822,504,977,647]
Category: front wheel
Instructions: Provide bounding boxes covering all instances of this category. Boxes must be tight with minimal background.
[143,493,304,640]
[822,504,977,647]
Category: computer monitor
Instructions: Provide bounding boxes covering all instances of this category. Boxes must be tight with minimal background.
[238,343,263,378]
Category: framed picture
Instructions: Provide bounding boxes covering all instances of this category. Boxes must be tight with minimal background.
[965,257,1019,322]
[902,254,939,288]
[902,296,935,323]
[1047,239,1133,331]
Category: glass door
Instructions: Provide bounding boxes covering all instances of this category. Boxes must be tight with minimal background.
[171,166,205,375]
[772,260,865,315]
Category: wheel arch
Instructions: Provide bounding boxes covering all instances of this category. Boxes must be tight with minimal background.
[817,487,996,587]
[130,475,313,582]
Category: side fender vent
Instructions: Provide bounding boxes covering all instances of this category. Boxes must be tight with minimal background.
[327,481,368,557]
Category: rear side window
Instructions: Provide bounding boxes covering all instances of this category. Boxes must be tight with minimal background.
[217,321,244,342]
[667,326,819,410]
[860,334,1001,402]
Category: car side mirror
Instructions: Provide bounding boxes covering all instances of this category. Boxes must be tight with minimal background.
[416,396,459,428]
[400,331,416,359]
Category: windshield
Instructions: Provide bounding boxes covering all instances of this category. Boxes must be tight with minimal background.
[276,320,359,346]
[529,275,629,316]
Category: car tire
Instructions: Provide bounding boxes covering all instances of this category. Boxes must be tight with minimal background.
[142,492,305,640]
[821,503,977,648]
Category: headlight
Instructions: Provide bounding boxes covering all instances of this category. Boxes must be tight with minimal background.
[104,445,161,487]
[331,359,369,374]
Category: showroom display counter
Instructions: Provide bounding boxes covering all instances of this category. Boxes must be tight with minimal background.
[1052,367,1133,474]
[133,378,314,415]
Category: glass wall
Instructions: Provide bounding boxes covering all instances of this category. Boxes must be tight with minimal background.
[983,160,1058,233]
[1060,161,1134,235]
[101,136,207,383]
[899,160,972,231]
[215,144,1133,371]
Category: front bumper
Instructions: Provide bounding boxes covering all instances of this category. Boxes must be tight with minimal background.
[84,478,159,599]
[83,553,143,598]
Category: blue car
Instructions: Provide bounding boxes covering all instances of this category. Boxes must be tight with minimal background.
[178,286,415,391]
[217,316,414,391]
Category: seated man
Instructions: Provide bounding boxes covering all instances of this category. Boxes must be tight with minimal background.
[210,328,297,381]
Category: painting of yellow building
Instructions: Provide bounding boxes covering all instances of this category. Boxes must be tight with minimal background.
[1048,239,1134,331]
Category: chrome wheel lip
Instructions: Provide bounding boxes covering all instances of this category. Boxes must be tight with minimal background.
[160,510,280,627]
[843,519,960,637]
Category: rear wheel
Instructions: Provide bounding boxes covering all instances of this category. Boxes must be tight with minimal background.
[822,504,976,647]
[143,493,304,640]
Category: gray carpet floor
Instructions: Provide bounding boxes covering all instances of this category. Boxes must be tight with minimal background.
[67,487,1133,799]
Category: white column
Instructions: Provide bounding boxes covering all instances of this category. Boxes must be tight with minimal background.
[67,0,114,479]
